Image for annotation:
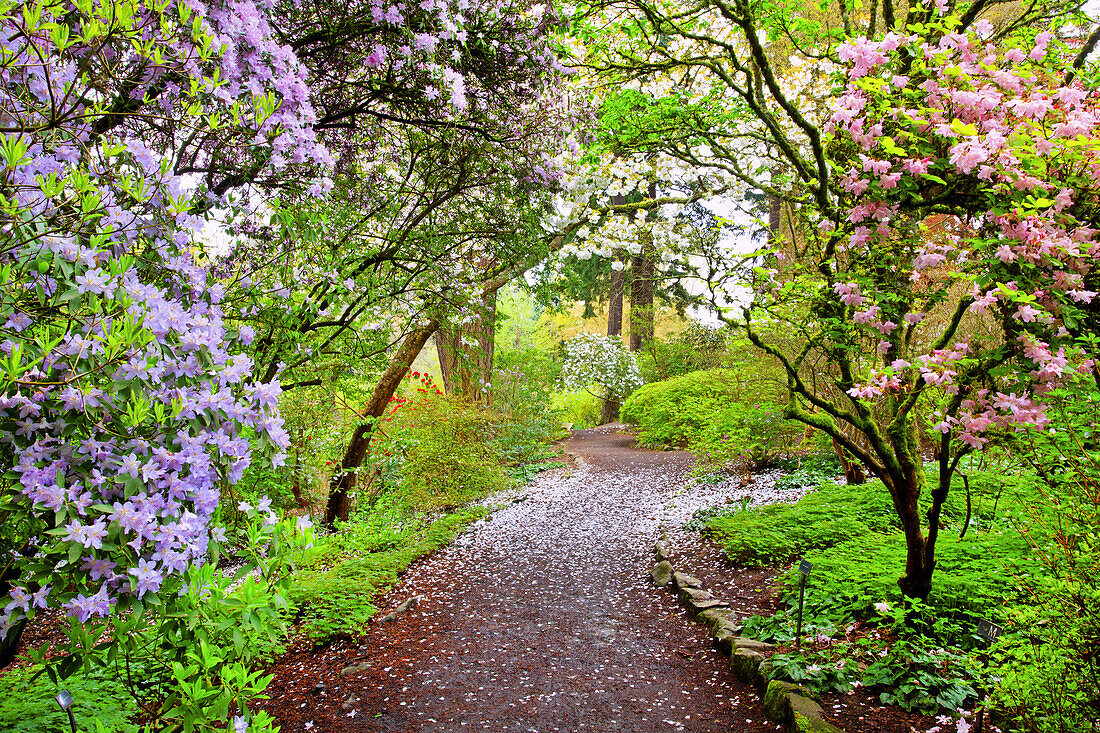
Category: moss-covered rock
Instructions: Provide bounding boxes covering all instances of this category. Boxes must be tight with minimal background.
[763,679,812,722]
[730,649,764,684]
[650,560,673,587]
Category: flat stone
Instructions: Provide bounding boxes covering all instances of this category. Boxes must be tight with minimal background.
[341,694,359,711]
[380,612,398,622]
[672,571,703,589]
[735,637,775,652]
[729,649,764,685]
[650,560,674,587]
[654,540,669,561]
[340,662,371,676]
[678,586,712,604]
[691,597,731,612]
[394,595,425,614]
[789,694,843,733]
[696,608,737,633]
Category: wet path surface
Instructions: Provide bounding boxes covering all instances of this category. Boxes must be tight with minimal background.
[260,426,781,733]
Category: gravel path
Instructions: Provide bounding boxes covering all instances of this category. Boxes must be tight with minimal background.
[259,425,784,732]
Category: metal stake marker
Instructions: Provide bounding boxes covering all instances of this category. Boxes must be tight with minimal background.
[795,559,812,647]
[55,690,77,733]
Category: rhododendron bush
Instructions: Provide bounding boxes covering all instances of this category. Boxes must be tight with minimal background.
[560,332,645,402]
[0,0,325,724]
[580,0,1100,598]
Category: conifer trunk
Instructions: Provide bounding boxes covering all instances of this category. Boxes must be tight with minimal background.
[602,262,625,424]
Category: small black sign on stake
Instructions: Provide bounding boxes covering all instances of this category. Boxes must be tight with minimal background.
[976,618,1003,643]
[795,559,812,646]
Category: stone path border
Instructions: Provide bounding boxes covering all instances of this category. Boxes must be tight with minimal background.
[650,540,845,733]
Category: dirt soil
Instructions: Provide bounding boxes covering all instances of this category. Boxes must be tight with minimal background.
[256,425,934,733]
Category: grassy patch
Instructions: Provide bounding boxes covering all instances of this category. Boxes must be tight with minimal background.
[289,507,488,640]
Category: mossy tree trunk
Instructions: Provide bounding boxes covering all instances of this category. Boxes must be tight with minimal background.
[324,319,439,526]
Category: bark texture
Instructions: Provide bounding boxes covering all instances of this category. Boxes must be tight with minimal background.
[435,292,497,404]
[629,241,656,353]
[601,262,625,424]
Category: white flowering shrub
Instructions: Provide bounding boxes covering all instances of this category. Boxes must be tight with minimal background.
[560,334,644,402]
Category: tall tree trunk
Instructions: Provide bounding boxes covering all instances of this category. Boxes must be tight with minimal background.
[433,292,496,404]
[324,320,439,526]
[768,194,782,241]
[601,262,625,424]
[435,328,459,395]
[629,240,656,352]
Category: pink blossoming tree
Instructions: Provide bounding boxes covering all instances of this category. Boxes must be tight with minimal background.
[583,0,1100,599]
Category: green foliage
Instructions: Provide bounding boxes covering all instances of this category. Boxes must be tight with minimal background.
[706,479,897,567]
[766,649,861,694]
[621,369,746,447]
[636,324,731,382]
[373,394,511,511]
[494,347,562,413]
[983,379,1100,732]
[289,506,486,639]
[551,389,602,429]
[0,664,141,733]
[772,465,837,493]
[230,385,358,513]
[14,509,311,733]
[682,496,751,533]
[693,402,806,472]
[763,631,979,714]
[860,638,979,714]
[508,459,567,485]
[728,461,1066,718]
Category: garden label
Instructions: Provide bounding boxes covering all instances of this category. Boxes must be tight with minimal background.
[977,619,1003,642]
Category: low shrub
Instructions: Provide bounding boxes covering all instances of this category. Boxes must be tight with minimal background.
[551,390,602,429]
[371,392,510,511]
[705,479,898,567]
[620,369,745,447]
[692,402,806,472]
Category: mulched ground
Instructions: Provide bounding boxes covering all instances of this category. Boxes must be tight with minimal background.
[255,426,935,733]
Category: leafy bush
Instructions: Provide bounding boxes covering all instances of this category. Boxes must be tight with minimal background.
[494,347,562,411]
[766,649,861,694]
[620,369,745,447]
[860,638,979,714]
[984,379,1100,732]
[0,664,141,733]
[372,392,510,511]
[551,390,602,429]
[693,402,806,472]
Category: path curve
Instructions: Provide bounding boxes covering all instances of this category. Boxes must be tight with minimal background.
[260,426,781,733]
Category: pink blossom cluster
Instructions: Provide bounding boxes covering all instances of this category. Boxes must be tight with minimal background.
[827,21,1099,447]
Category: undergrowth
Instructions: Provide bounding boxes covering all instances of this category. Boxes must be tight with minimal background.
[0,664,142,732]
[289,506,488,639]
